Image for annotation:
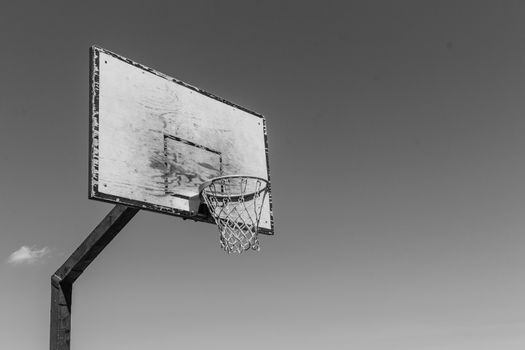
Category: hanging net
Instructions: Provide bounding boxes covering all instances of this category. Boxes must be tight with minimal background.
[199,176,269,254]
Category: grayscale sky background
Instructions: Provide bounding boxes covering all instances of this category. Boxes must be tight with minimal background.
[2,1,525,349]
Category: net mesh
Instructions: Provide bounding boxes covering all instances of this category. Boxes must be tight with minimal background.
[200,176,269,254]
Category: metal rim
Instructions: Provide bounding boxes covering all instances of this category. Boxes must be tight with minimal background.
[199,175,269,201]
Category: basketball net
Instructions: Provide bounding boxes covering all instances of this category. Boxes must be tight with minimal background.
[200,176,269,253]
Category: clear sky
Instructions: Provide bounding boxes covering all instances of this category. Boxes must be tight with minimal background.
[2,1,525,349]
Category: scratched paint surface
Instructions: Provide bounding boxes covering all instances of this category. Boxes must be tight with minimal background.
[91,48,273,232]
[163,136,222,198]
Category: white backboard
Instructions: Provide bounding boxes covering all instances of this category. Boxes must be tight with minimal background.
[89,47,274,234]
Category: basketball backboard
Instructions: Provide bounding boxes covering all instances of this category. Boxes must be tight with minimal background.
[89,46,274,235]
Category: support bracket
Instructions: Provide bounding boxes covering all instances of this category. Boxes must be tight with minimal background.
[49,204,139,350]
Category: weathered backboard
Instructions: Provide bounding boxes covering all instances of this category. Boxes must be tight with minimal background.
[89,46,274,234]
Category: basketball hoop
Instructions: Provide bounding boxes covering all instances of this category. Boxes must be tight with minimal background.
[199,175,269,253]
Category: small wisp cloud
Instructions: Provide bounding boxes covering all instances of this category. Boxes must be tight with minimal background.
[7,246,50,265]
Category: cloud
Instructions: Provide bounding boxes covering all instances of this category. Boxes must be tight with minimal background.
[7,246,50,265]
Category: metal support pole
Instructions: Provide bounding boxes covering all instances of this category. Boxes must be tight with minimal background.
[50,204,139,350]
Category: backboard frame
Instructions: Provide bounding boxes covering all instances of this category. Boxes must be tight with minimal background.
[89,46,274,235]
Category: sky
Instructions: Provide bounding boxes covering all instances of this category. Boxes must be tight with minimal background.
[2,1,525,349]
